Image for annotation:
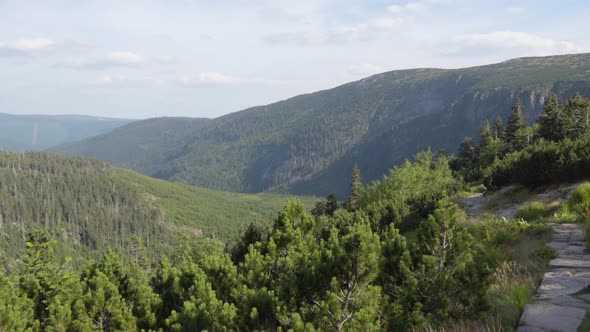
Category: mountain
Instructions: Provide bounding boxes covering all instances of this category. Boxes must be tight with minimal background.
[0,150,314,266]
[52,53,590,198]
[0,113,132,151]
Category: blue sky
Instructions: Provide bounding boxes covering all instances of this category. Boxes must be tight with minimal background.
[1,0,589,119]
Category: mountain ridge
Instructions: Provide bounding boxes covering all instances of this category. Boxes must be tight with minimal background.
[0,113,133,151]
[52,53,590,198]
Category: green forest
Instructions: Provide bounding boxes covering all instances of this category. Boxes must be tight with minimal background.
[0,152,314,269]
[54,54,590,198]
[1,94,590,331]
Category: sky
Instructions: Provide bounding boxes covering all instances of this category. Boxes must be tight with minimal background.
[1,0,589,119]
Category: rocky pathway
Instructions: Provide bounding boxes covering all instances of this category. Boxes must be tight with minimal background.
[518,223,590,332]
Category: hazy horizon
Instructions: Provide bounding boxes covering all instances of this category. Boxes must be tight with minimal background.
[2,0,589,119]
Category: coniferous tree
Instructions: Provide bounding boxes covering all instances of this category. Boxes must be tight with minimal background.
[379,225,423,330]
[230,222,264,264]
[538,93,562,141]
[479,119,493,150]
[314,219,381,331]
[346,165,362,212]
[494,115,504,140]
[458,137,476,160]
[326,194,339,216]
[311,194,339,218]
[129,235,150,271]
[311,200,327,218]
[19,229,82,330]
[413,198,489,321]
[562,93,590,139]
[0,269,37,331]
[506,98,527,147]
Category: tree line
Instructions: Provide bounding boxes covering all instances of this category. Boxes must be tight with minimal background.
[452,93,590,187]
[1,149,529,331]
[2,93,590,331]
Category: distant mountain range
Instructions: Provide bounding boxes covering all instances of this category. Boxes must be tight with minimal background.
[52,53,590,198]
[0,113,132,151]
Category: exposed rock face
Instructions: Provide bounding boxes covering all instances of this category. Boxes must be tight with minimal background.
[518,224,590,332]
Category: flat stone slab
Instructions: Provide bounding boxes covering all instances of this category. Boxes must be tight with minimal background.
[516,326,549,332]
[550,258,590,268]
[538,270,590,297]
[519,303,585,332]
[518,223,590,331]
[543,294,590,309]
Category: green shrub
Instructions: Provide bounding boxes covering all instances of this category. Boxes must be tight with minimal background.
[533,246,557,262]
[471,216,526,246]
[514,202,550,222]
[524,223,552,236]
[483,136,590,190]
[551,207,579,224]
[567,183,590,217]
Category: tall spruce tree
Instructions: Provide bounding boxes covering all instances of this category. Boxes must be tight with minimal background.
[562,93,590,139]
[538,93,562,141]
[458,137,476,160]
[326,194,339,216]
[494,115,504,140]
[346,165,362,212]
[506,98,527,147]
[479,119,493,150]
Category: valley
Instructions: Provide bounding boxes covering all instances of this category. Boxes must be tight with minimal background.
[53,54,590,198]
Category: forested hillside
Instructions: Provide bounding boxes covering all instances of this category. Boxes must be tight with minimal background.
[0,151,314,267]
[0,113,131,151]
[53,53,590,197]
[3,94,590,331]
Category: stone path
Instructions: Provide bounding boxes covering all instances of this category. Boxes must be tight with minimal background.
[462,182,582,221]
[517,224,590,332]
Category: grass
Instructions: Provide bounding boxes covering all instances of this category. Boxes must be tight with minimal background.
[465,216,552,331]
[578,310,590,331]
[513,202,554,222]
[489,228,552,330]
[484,187,530,212]
[115,169,318,238]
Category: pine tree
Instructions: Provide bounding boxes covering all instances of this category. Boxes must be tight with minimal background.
[0,271,37,331]
[479,119,493,149]
[129,234,150,271]
[562,93,590,139]
[346,165,363,212]
[314,219,381,331]
[538,93,562,141]
[19,229,81,330]
[494,115,504,140]
[458,137,476,160]
[506,98,527,146]
[379,225,422,330]
[413,198,487,321]
[326,194,339,216]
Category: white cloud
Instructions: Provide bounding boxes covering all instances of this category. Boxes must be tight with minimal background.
[180,72,283,87]
[453,31,583,55]
[57,51,146,69]
[370,17,403,30]
[406,2,427,12]
[266,12,403,46]
[387,4,403,13]
[505,6,526,14]
[155,55,176,64]
[8,38,54,51]
[348,63,385,76]
[106,52,145,65]
[0,38,54,56]
[93,74,164,87]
